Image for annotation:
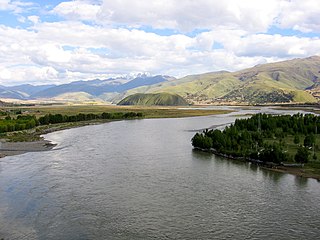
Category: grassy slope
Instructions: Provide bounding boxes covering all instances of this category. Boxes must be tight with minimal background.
[118,93,189,106]
[126,56,320,104]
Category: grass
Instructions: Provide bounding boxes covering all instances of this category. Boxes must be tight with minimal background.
[0,104,232,142]
[264,133,320,178]
[2,104,231,119]
[118,93,188,106]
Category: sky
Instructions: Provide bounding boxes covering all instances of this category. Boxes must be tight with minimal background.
[0,0,320,85]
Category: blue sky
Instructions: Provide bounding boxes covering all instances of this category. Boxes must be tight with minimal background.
[0,0,319,85]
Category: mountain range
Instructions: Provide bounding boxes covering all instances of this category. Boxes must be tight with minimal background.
[0,74,174,102]
[125,56,320,104]
[1,56,320,104]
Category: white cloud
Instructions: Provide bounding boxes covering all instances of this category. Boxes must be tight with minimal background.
[225,34,320,58]
[98,0,283,32]
[27,15,39,24]
[52,0,101,21]
[0,0,11,10]
[0,0,35,13]
[279,0,320,33]
[0,0,320,85]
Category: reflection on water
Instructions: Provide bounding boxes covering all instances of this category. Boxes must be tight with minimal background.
[295,175,309,187]
[0,107,319,239]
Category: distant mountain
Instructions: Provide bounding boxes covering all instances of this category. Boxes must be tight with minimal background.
[0,86,29,99]
[0,84,55,100]
[31,75,172,98]
[0,75,173,100]
[125,56,320,104]
[2,56,320,105]
[7,84,56,96]
[117,93,189,106]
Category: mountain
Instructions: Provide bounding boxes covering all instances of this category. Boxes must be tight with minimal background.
[1,56,319,104]
[31,75,172,98]
[117,93,189,106]
[0,75,172,101]
[0,84,55,100]
[7,84,56,96]
[126,56,320,104]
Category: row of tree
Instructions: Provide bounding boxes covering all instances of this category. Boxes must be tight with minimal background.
[0,115,39,133]
[192,113,318,164]
[0,112,143,133]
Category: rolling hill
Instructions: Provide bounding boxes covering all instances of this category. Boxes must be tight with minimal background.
[1,56,319,105]
[117,93,189,106]
[125,56,320,104]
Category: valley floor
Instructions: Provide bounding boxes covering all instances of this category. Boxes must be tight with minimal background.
[0,105,231,158]
[1,104,320,180]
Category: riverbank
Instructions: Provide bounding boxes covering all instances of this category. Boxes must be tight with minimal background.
[0,120,112,158]
[194,147,320,181]
[0,139,56,158]
[0,106,231,158]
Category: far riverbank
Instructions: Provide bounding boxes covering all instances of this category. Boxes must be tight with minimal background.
[0,106,231,158]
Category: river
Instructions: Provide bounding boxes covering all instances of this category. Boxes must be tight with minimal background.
[0,107,319,239]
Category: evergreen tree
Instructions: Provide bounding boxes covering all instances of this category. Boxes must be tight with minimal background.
[295,146,309,163]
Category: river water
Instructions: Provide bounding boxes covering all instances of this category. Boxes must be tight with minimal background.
[0,107,319,239]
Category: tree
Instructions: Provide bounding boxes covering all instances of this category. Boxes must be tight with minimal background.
[304,134,315,148]
[295,146,309,163]
[191,133,213,150]
[294,134,300,144]
[313,153,317,161]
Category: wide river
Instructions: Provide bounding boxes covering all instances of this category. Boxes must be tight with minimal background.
[0,107,320,239]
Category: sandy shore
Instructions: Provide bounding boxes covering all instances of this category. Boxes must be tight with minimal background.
[0,140,57,158]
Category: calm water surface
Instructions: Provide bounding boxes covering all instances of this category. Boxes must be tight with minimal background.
[0,107,319,239]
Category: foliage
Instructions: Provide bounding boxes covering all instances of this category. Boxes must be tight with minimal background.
[191,133,213,149]
[38,112,143,125]
[0,115,38,133]
[0,111,143,134]
[295,146,309,163]
[304,134,315,148]
[294,134,300,144]
[192,113,320,164]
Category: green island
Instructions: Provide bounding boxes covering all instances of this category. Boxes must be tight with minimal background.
[192,113,320,180]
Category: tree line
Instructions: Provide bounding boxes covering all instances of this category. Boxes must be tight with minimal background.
[0,112,143,133]
[192,113,319,164]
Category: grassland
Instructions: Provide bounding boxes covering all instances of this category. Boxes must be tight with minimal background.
[118,93,189,106]
[3,104,230,119]
[0,104,231,142]
[264,134,320,177]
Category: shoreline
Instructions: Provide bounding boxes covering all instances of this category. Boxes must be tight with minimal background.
[0,107,231,159]
[0,120,111,158]
[194,148,320,181]
[0,139,56,158]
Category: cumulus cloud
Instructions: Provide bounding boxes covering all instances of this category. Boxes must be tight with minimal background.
[0,0,320,85]
[0,0,35,13]
[52,0,101,21]
[98,0,282,32]
[279,0,320,33]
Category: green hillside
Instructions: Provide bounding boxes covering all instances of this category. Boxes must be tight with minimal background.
[117,93,189,106]
[125,56,320,104]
